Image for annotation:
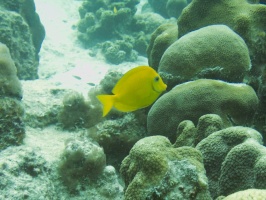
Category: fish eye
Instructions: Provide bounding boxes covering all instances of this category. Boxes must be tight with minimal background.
[154,76,159,82]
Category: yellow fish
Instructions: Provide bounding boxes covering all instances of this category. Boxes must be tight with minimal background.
[113,6,117,14]
[97,66,167,117]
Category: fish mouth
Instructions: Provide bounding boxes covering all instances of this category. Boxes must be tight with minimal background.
[153,84,167,93]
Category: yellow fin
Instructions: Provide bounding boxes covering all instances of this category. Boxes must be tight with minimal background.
[112,66,151,94]
[113,6,117,14]
[97,95,115,117]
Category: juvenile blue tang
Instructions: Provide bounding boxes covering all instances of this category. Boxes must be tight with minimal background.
[97,66,167,117]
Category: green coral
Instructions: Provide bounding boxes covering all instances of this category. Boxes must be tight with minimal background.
[147,79,258,142]
[77,0,170,64]
[0,0,45,53]
[120,135,211,199]
[177,0,266,67]
[218,139,266,196]
[147,23,178,70]
[196,126,264,198]
[0,43,24,151]
[101,39,138,64]
[0,0,45,79]
[174,114,224,147]
[0,43,22,99]
[157,25,251,87]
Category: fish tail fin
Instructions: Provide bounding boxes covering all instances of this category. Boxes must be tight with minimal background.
[96,95,115,117]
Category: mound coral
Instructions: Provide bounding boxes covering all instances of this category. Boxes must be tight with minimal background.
[196,126,265,198]
[58,138,106,192]
[0,43,25,150]
[58,91,102,130]
[147,23,178,70]
[120,135,211,199]
[147,79,258,142]
[177,0,266,67]
[158,25,251,87]
[0,0,45,79]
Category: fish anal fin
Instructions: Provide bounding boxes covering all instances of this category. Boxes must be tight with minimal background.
[96,95,115,117]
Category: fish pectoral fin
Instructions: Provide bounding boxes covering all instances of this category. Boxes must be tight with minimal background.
[96,95,115,117]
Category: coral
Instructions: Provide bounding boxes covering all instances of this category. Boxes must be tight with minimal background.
[218,138,266,196]
[220,189,266,200]
[147,23,178,70]
[0,43,22,99]
[93,165,124,200]
[158,25,251,88]
[58,91,102,130]
[196,126,264,198]
[77,0,169,64]
[147,79,258,142]
[89,112,146,168]
[0,9,38,79]
[0,144,123,199]
[174,114,224,147]
[78,0,139,46]
[0,0,45,54]
[58,137,106,192]
[120,135,211,200]
[0,43,25,151]
[0,97,25,150]
[101,40,138,64]
[177,0,266,67]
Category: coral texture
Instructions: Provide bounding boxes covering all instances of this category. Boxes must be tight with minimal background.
[0,43,25,150]
[0,0,45,79]
[174,114,224,148]
[147,23,178,70]
[177,0,266,67]
[147,79,258,142]
[120,136,211,200]
[58,91,102,130]
[196,126,264,198]
[77,0,168,64]
[58,138,106,192]
[158,25,251,88]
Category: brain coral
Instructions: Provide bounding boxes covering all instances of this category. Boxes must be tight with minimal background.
[196,126,265,198]
[174,114,224,148]
[147,79,258,142]
[177,0,266,66]
[158,25,251,87]
[120,135,211,200]
[218,138,266,196]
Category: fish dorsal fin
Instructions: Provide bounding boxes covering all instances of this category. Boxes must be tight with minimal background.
[112,66,152,94]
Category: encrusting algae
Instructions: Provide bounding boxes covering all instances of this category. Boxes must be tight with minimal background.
[97,66,167,117]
